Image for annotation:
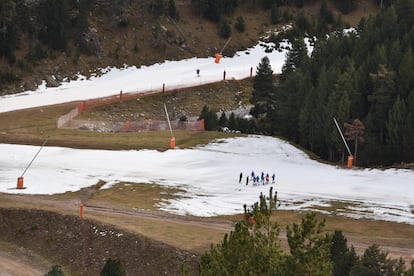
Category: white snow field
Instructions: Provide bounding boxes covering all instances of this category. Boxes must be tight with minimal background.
[0,40,413,224]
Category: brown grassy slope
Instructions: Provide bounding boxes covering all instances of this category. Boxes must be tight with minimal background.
[0,80,249,150]
[2,0,379,94]
[78,78,253,121]
[0,208,199,276]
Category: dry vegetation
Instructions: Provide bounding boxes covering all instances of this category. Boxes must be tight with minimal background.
[3,1,412,274]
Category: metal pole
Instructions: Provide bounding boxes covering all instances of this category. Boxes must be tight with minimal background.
[333,118,352,156]
[220,37,232,54]
[21,137,49,177]
[164,104,174,137]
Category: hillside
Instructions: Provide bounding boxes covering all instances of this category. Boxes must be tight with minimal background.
[0,0,379,95]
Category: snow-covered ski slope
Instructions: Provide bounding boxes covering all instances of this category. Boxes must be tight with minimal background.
[1,40,413,224]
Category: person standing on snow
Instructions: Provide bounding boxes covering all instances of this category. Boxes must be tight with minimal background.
[246,176,249,186]
[239,172,243,183]
[196,69,200,77]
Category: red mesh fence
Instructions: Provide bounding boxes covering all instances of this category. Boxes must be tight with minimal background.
[65,119,204,132]
[56,70,256,130]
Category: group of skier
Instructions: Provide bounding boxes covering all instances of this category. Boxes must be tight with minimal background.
[239,171,276,186]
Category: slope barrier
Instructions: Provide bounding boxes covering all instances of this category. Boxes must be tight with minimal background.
[57,84,210,131]
[57,66,258,131]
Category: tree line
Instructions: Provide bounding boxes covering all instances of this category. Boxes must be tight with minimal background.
[250,0,414,166]
[190,0,361,39]
[0,0,181,91]
[191,0,360,22]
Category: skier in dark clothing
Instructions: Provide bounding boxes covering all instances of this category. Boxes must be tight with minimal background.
[239,172,243,183]
[196,69,200,77]
[246,176,249,185]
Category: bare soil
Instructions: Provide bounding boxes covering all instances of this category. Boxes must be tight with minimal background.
[0,242,50,276]
[0,188,413,275]
[0,194,200,275]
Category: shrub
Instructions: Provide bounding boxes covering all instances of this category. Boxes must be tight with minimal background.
[101,258,126,276]
[219,18,231,38]
[44,265,65,276]
[235,16,245,33]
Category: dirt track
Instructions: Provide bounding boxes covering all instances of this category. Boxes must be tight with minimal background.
[0,249,48,276]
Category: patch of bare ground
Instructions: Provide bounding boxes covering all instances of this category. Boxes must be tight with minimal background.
[0,187,413,274]
[0,206,199,275]
[0,242,50,276]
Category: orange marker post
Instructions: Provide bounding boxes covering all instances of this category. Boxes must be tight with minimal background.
[17,177,24,189]
[170,137,175,149]
[347,155,354,169]
[214,53,222,63]
[80,204,84,218]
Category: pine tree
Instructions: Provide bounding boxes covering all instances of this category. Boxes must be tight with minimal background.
[406,90,414,161]
[219,18,231,38]
[395,0,414,33]
[44,265,65,276]
[286,212,333,276]
[250,56,275,118]
[0,0,15,37]
[271,4,281,24]
[275,69,309,142]
[368,64,396,145]
[327,67,353,161]
[228,112,236,130]
[330,230,357,276]
[223,0,238,14]
[204,0,224,22]
[350,244,397,275]
[333,0,357,14]
[387,96,408,161]
[299,66,331,155]
[396,48,414,99]
[299,87,319,152]
[199,105,218,131]
[320,0,334,24]
[101,258,126,276]
[199,188,285,275]
[281,37,308,78]
[167,0,179,20]
[0,0,17,62]
[38,0,71,50]
[261,0,275,10]
[150,0,165,18]
[234,16,245,33]
[218,111,228,127]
